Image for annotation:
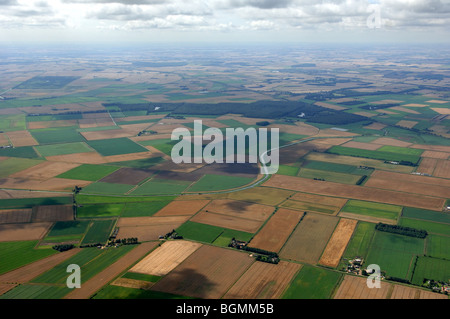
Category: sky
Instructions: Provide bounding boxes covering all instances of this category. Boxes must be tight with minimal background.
[1,0,449,44]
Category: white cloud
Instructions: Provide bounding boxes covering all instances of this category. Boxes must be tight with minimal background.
[0,0,449,42]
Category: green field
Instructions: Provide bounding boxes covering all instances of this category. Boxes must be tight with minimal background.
[377,145,424,156]
[276,165,300,176]
[0,158,43,178]
[14,76,79,89]
[32,245,134,285]
[30,127,85,145]
[366,231,425,280]
[77,204,124,218]
[399,218,450,236]
[0,146,40,159]
[47,220,91,237]
[327,145,421,164]
[341,200,402,220]
[0,241,58,275]
[131,178,191,195]
[108,156,165,169]
[212,229,253,247]
[80,219,116,245]
[0,284,71,299]
[426,235,450,260]
[57,164,119,181]
[121,200,172,217]
[186,174,255,192]
[411,256,450,286]
[75,194,177,205]
[298,168,362,184]
[138,138,179,156]
[86,138,148,156]
[0,197,72,209]
[80,182,135,195]
[176,221,225,243]
[0,114,26,131]
[340,221,376,263]
[41,234,84,245]
[402,207,450,224]
[302,160,372,175]
[281,265,341,299]
[35,142,94,157]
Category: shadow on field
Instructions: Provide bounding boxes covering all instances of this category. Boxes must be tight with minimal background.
[151,267,217,299]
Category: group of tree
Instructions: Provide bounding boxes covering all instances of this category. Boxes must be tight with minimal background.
[375,223,428,239]
[110,237,139,245]
[52,244,75,252]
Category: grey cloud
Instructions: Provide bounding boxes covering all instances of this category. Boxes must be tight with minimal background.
[61,0,167,4]
[0,0,17,5]
[217,0,294,9]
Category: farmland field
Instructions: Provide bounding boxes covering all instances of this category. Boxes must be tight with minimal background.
[340,200,402,221]
[131,178,191,195]
[35,142,94,157]
[399,218,450,236]
[30,127,85,145]
[248,208,303,252]
[80,182,135,195]
[0,241,58,275]
[264,175,445,211]
[426,235,450,260]
[319,219,357,268]
[0,158,44,179]
[175,221,227,243]
[186,174,255,192]
[121,200,173,217]
[224,261,301,299]
[282,265,341,299]
[327,145,421,164]
[365,231,425,280]
[333,275,391,299]
[150,245,254,299]
[411,256,450,286]
[77,204,125,218]
[31,245,134,285]
[298,167,362,184]
[86,138,148,156]
[340,222,376,265]
[0,284,71,299]
[57,164,120,181]
[80,219,116,245]
[401,207,450,224]
[129,240,202,276]
[280,213,339,264]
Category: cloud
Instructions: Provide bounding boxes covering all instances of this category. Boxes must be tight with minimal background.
[215,0,295,9]
[0,0,18,5]
[0,0,449,40]
[62,0,167,4]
